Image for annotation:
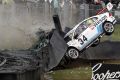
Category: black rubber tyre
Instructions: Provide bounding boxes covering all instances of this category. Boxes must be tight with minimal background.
[66,47,79,59]
[103,22,114,35]
[91,39,100,47]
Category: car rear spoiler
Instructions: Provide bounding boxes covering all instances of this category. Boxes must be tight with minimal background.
[96,2,113,15]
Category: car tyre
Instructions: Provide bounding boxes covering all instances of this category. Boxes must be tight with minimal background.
[103,22,114,35]
[91,39,100,47]
[66,47,79,59]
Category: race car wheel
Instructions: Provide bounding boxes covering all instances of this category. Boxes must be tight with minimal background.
[103,22,114,35]
[66,47,79,59]
[91,39,100,47]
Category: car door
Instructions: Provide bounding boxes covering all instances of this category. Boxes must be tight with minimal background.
[74,17,99,50]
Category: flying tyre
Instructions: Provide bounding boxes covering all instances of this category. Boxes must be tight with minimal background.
[103,22,114,35]
[66,47,79,59]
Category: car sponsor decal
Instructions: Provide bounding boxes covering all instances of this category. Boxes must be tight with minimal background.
[95,15,107,26]
[89,25,95,30]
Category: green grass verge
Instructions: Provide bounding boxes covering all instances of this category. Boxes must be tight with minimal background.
[111,24,120,41]
[49,60,120,80]
[49,67,92,80]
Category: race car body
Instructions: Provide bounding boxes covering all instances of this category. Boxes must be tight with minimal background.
[64,2,117,59]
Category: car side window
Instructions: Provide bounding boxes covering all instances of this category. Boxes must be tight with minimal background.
[86,17,98,27]
[92,17,98,22]
[74,22,87,39]
[86,19,95,27]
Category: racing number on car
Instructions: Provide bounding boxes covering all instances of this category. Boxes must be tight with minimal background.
[78,35,87,45]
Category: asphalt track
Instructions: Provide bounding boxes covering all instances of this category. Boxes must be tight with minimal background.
[81,41,120,59]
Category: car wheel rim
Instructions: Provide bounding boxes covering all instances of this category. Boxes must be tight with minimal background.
[104,23,114,33]
[68,49,79,59]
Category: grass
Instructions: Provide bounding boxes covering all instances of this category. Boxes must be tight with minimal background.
[111,24,120,40]
[49,60,120,80]
[49,66,92,80]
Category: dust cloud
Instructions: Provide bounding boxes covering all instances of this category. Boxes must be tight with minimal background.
[0,0,87,50]
[0,1,54,49]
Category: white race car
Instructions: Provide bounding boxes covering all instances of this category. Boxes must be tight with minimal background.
[64,2,117,59]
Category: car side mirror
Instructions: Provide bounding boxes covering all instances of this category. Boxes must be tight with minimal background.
[74,34,78,39]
